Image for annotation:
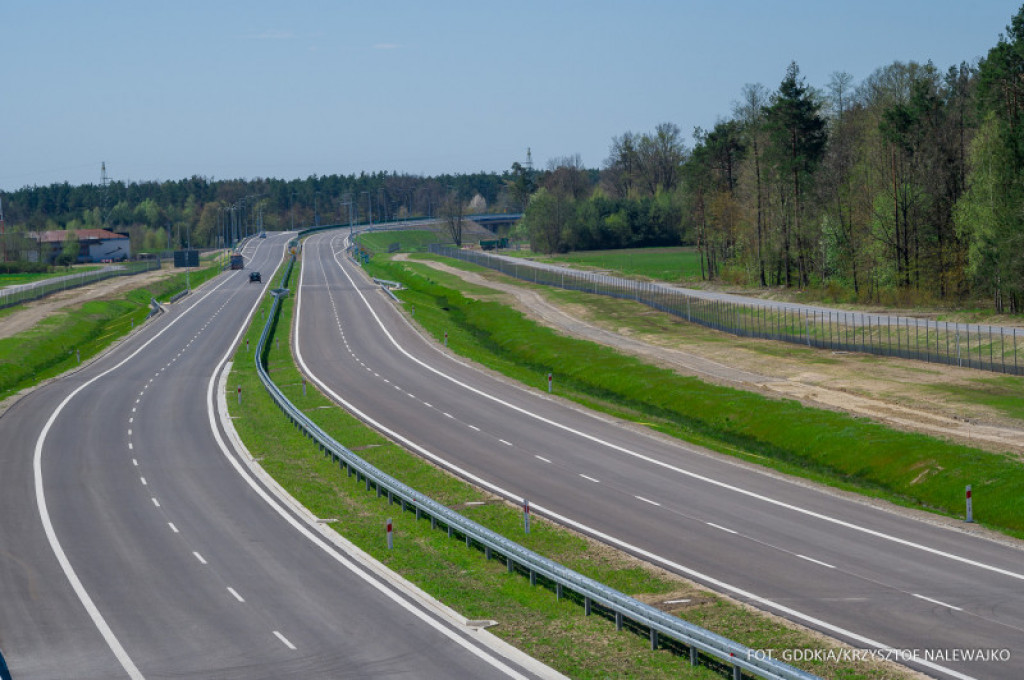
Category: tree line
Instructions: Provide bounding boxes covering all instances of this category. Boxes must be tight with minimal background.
[1,171,516,256]
[518,5,1024,312]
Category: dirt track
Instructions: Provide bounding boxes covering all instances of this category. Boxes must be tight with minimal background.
[399,255,1024,457]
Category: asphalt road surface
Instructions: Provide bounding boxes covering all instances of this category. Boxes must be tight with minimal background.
[294,230,1024,680]
[0,232,556,680]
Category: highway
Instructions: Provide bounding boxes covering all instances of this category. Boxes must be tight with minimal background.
[295,230,1024,680]
[0,232,556,679]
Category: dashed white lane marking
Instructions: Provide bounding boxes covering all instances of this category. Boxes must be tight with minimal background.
[193,551,207,565]
[423,402,433,408]
[131,407,136,413]
[151,498,160,508]
[797,554,836,569]
[912,593,962,611]
[499,439,512,446]
[132,458,138,466]
[168,523,179,533]
[635,496,661,506]
[127,429,132,436]
[273,630,297,650]
[128,442,133,450]
[535,455,551,463]
[140,477,147,486]
[579,474,600,483]
[467,425,480,432]
[706,522,737,534]
[227,587,245,603]
[128,417,133,424]
[443,412,454,419]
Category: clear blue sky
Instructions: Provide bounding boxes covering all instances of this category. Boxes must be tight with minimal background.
[1,1,1019,191]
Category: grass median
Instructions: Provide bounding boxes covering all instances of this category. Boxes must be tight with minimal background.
[225,254,914,680]
[362,254,1024,540]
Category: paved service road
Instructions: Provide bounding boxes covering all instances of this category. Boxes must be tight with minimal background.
[0,232,557,680]
[295,230,1024,680]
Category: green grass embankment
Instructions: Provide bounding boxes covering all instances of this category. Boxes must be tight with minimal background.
[0,261,225,400]
[357,229,447,254]
[225,257,906,680]
[365,256,1024,539]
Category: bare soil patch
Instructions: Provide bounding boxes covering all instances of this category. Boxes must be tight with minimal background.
[0,266,179,340]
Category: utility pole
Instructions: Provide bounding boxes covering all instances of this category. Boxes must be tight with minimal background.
[101,162,110,227]
[0,195,6,263]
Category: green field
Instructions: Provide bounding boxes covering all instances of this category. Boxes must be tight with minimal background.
[538,247,704,283]
[224,256,906,680]
[356,229,447,254]
[366,254,1024,539]
[0,265,101,288]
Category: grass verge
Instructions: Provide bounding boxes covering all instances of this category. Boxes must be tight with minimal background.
[224,255,913,680]
[364,255,1024,540]
[0,262,225,400]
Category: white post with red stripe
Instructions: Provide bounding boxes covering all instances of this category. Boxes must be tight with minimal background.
[236,386,241,405]
[523,499,530,534]
[444,331,448,347]
[547,373,552,393]
[965,485,974,523]
[386,518,393,549]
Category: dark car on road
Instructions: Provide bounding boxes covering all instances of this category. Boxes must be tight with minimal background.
[249,271,261,283]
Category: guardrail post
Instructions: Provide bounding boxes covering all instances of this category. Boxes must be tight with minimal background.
[690,646,698,666]
[650,628,658,650]
[732,663,742,680]
[529,570,536,586]
[507,558,514,573]
[556,583,563,600]
[615,611,622,630]
[584,597,591,616]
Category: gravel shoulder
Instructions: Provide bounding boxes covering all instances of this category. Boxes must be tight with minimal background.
[401,255,1024,457]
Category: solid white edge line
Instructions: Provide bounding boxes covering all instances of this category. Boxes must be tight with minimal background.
[204,238,537,680]
[32,264,240,680]
[300,234,978,680]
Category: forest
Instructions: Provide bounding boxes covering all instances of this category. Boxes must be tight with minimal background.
[0,170,514,257]
[5,6,1024,312]
[518,6,1024,312]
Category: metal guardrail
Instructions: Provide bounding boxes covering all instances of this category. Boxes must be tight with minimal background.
[429,245,1024,376]
[251,248,819,680]
[0,260,161,310]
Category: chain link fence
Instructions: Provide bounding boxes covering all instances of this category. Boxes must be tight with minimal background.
[0,260,162,310]
[429,245,1023,376]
